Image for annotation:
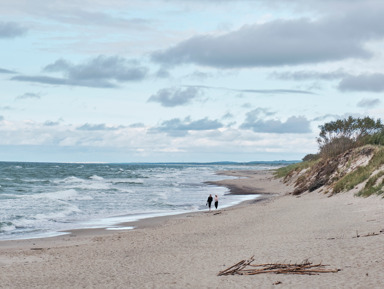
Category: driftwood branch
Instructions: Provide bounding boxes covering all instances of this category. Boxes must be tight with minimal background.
[218,257,340,276]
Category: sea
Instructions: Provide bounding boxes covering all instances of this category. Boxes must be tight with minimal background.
[0,161,291,241]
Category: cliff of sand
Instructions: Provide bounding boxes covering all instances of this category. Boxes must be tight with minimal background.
[278,144,384,197]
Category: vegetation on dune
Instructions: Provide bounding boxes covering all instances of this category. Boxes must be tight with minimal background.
[275,116,384,197]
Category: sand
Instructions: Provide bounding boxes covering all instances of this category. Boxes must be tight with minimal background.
[1,170,384,288]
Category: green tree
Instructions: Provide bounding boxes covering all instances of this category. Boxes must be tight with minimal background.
[317,116,384,158]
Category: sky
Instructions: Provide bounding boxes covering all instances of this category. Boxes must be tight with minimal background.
[1,0,384,163]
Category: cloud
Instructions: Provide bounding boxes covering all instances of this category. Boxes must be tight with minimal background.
[0,21,27,38]
[151,117,223,136]
[16,92,41,100]
[241,108,311,133]
[0,67,17,74]
[186,85,313,95]
[44,120,61,126]
[272,70,384,93]
[12,56,148,88]
[357,98,381,108]
[148,87,203,107]
[151,9,384,68]
[155,68,171,78]
[129,123,146,128]
[271,70,348,81]
[46,9,150,29]
[338,73,384,92]
[77,123,124,131]
[312,112,363,122]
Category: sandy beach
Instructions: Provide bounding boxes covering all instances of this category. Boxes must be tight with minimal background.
[1,170,384,288]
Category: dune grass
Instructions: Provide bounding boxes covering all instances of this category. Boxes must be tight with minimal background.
[332,147,384,195]
[274,159,319,179]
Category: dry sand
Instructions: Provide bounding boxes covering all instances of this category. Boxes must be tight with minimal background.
[1,170,384,288]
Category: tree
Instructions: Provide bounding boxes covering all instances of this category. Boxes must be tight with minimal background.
[317,116,384,158]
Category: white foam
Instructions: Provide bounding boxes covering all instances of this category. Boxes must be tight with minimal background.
[34,204,81,220]
[89,175,104,181]
[0,231,70,241]
[106,226,134,231]
[32,189,79,201]
[0,223,16,232]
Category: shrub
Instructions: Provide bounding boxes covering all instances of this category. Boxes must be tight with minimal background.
[317,116,384,159]
[302,153,320,162]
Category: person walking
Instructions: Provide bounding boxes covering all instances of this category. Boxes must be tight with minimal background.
[214,194,219,209]
[206,194,213,211]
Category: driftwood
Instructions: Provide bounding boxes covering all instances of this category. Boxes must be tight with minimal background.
[353,230,382,238]
[218,256,340,276]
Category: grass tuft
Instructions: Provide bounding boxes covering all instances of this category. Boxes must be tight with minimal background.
[332,147,384,195]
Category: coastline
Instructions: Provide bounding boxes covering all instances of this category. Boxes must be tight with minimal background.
[1,169,384,288]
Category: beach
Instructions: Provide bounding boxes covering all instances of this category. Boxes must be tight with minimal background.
[1,170,384,288]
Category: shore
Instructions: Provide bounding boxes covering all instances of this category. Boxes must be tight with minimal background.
[1,170,384,288]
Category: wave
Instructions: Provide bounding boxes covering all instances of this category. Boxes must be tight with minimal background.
[0,193,21,200]
[0,221,16,232]
[53,176,84,184]
[31,189,92,201]
[111,179,144,185]
[89,175,104,181]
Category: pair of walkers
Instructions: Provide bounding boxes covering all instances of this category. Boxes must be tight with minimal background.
[206,194,218,211]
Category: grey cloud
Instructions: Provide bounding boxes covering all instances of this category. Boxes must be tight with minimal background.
[357,98,381,108]
[53,10,150,29]
[152,117,223,136]
[222,112,234,119]
[12,75,117,88]
[0,22,27,38]
[188,85,313,95]
[312,114,344,122]
[12,56,148,88]
[241,108,311,133]
[312,113,362,123]
[148,87,202,107]
[242,103,252,108]
[28,4,151,30]
[155,68,171,78]
[271,70,348,81]
[16,92,41,100]
[338,73,384,92]
[186,71,213,80]
[129,123,146,128]
[272,70,384,93]
[44,121,60,126]
[44,56,148,82]
[77,123,124,131]
[0,67,17,74]
[151,9,384,68]
[0,115,4,121]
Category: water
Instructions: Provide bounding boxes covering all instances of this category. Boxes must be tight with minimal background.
[0,161,286,240]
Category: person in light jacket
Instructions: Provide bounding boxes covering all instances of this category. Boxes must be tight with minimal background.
[214,195,219,209]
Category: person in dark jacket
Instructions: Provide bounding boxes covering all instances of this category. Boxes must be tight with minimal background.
[206,194,213,211]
